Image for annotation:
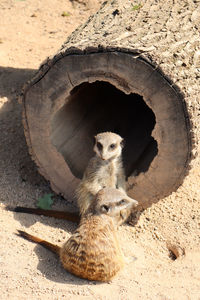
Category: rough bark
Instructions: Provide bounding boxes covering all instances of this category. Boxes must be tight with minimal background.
[20,0,200,208]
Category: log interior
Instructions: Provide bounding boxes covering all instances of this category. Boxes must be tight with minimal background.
[51,81,157,179]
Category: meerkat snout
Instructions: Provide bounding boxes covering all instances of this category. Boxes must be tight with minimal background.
[94,132,124,161]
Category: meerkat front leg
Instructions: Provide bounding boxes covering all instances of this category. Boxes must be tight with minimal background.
[116,169,126,192]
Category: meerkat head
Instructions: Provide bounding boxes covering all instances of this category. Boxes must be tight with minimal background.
[89,187,138,225]
[93,132,124,161]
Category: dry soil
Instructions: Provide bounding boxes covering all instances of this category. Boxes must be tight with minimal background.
[0,1,200,299]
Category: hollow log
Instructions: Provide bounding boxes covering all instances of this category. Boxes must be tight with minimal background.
[20,0,200,209]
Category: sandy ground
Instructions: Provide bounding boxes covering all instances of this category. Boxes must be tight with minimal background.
[0,1,200,299]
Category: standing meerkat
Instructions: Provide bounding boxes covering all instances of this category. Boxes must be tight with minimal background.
[17,187,138,282]
[76,132,128,215]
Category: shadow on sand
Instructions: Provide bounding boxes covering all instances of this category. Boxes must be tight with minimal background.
[0,66,84,284]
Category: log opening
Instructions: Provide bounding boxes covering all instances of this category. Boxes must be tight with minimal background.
[50,81,157,179]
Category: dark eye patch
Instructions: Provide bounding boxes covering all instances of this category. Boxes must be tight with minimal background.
[117,199,127,206]
[120,139,124,148]
[101,204,110,213]
[109,143,116,150]
[96,142,103,151]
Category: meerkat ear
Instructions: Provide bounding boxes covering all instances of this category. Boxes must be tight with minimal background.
[120,139,125,148]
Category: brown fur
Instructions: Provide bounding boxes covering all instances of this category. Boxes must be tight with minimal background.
[60,214,124,281]
[17,188,137,282]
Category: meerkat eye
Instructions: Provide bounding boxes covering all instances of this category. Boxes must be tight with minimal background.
[120,140,124,148]
[109,143,116,150]
[96,142,103,151]
[118,199,126,206]
[101,204,110,213]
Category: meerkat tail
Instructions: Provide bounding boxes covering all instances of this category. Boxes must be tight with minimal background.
[17,230,61,255]
[13,207,80,223]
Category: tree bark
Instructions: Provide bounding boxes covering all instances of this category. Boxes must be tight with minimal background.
[20,0,200,208]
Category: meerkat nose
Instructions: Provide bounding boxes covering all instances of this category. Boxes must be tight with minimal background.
[101,153,106,160]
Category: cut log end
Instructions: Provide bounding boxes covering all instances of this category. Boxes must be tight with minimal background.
[22,49,192,208]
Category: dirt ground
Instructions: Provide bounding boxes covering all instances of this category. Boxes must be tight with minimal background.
[0,1,200,299]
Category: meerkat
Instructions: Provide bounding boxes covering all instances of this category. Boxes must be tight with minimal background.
[17,187,138,282]
[76,132,129,215]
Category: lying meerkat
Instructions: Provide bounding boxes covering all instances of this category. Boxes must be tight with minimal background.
[17,187,138,282]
